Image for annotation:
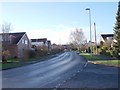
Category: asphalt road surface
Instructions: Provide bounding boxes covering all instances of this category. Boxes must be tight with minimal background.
[2,52,87,88]
[60,63,119,89]
[2,52,119,89]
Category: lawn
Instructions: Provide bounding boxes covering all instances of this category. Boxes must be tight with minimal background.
[1,52,63,70]
[80,53,120,67]
[94,60,120,67]
[80,53,100,60]
[0,62,22,70]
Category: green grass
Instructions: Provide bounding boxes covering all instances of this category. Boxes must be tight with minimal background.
[5,58,21,63]
[1,56,53,70]
[94,60,120,67]
[80,53,120,67]
[0,62,22,70]
[1,52,63,70]
[80,53,100,60]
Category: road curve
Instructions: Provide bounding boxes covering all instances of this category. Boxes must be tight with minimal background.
[2,52,87,88]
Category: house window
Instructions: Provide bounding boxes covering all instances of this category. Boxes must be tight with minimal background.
[22,39,24,44]
[25,40,28,45]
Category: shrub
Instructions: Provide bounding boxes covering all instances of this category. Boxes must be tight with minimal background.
[36,49,48,57]
[106,51,112,57]
[23,49,36,59]
[101,46,108,50]
[28,50,36,58]
[100,49,106,55]
[113,50,120,58]
[2,50,11,62]
[100,49,112,57]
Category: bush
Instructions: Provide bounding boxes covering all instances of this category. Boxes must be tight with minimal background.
[28,50,36,58]
[23,49,36,59]
[101,46,108,50]
[2,50,11,62]
[36,49,48,57]
[113,50,120,58]
[100,49,106,55]
[106,51,112,57]
[100,49,112,57]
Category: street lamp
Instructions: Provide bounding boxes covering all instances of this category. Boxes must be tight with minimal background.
[86,8,92,53]
[94,22,97,54]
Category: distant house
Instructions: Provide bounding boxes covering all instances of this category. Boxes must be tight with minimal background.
[1,32,31,58]
[31,38,52,52]
[31,38,48,47]
[100,34,114,47]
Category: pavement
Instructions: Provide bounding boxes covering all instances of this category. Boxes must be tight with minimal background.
[1,52,119,89]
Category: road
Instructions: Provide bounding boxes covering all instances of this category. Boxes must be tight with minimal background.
[2,52,87,88]
[2,52,119,89]
[60,63,119,89]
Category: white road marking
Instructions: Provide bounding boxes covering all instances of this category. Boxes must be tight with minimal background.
[84,62,88,67]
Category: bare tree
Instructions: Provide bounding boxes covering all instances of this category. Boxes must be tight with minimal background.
[2,23,11,43]
[69,28,86,52]
[1,23,12,61]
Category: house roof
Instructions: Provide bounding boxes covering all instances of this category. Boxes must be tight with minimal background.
[1,32,26,44]
[31,38,47,43]
[101,34,113,39]
[47,40,51,43]
[10,32,26,44]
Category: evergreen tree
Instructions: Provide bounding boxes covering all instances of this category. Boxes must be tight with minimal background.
[113,1,120,58]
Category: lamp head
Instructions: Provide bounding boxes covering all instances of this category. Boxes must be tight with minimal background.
[86,8,90,10]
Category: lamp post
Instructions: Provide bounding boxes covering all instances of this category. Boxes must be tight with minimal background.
[94,22,97,54]
[86,8,92,53]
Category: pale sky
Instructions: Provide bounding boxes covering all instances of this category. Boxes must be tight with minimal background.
[1,2,118,44]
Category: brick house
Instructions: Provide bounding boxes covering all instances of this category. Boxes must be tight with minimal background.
[1,32,31,58]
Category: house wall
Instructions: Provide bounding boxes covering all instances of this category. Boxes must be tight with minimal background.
[100,36,113,47]
[31,41,48,47]
[31,40,49,52]
[17,33,31,58]
[31,42,46,46]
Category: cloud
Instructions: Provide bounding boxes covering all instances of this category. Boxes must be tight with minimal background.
[10,24,102,44]
[12,25,75,44]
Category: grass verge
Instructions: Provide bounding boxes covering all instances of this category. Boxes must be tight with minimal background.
[93,60,120,67]
[1,52,63,70]
[0,63,22,70]
[80,53,120,67]
[80,53,100,60]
